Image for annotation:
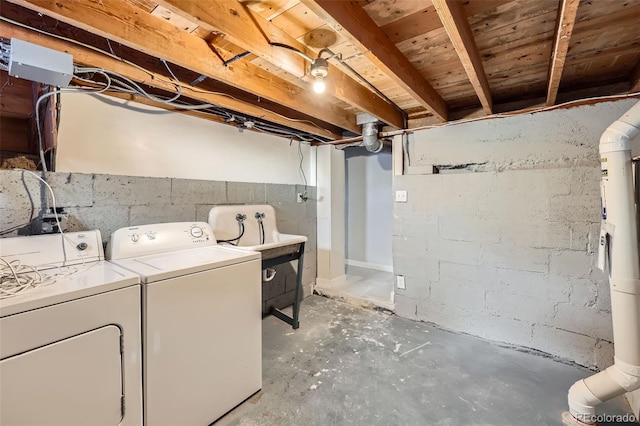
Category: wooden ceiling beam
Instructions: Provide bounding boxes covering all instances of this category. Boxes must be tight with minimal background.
[7,0,360,134]
[301,0,449,122]
[0,20,342,140]
[156,0,307,78]
[631,61,640,93]
[432,0,493,114]
[155,0,405,128]
[381,0,511,45]
[546,0,580,106]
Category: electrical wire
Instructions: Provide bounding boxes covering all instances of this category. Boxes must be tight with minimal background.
[0,258,51,299]
[0,15,331,134]
[298,140,308,193]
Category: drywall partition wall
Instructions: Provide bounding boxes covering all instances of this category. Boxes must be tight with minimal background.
[345,147,393,271]
[56,94,315,185]
[0,170,317,313]
[393,98,640,370]
[316,145,346,286]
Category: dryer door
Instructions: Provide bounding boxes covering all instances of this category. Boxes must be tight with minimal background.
[0,325,123,426]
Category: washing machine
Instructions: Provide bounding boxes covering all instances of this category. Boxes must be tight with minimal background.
[0,230,143,426]
[106,222,262,426]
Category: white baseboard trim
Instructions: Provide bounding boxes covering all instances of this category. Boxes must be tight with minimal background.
[345,259,393,273]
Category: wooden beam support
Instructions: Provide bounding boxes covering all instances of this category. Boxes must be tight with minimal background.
[631,61,640,93]
[301,0,449,121]
[7,0,360,133]
[0,20,342,140]
[546,0,580,106]
[156,0,307,78]
[432,0,493,114]
[381,0,511,45]
[155,0,405,128]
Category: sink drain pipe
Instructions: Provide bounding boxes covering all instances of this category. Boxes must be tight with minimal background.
[566,101,640,424]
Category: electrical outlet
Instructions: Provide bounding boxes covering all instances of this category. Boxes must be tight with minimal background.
[395,190,408,203]
[297,191,308,203]
[396,275,406,290]
[297,192,304,203]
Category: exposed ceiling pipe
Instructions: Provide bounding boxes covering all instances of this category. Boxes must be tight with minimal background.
[357,113,383,153]
[564,101,640,425]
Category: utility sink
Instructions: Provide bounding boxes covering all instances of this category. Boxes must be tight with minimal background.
[208,205,307,260]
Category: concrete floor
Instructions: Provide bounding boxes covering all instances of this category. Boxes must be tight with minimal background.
[315,265,395,311]
[219,296,633,426]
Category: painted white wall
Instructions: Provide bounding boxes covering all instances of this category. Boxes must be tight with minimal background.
[345,147,393,270]
[316,145,345,285]
[56,94,315,185]
[393,98,640,371]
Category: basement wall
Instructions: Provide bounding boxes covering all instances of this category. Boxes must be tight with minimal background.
[393,98,640,370]
[345,147,393,271]
[0,170,316,313]
[56,94,315,185]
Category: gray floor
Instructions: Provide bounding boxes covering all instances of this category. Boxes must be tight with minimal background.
[315,265,395,311]
[219,296,632,426]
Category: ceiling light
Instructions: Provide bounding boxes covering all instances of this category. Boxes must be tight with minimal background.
[312,77,326,94]
[310,57,328,95]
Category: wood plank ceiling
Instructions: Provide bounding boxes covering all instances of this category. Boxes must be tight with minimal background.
[1,0,639,143]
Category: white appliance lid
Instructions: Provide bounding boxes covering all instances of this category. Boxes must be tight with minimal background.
[109,245,260,283]
[0,261,139,317]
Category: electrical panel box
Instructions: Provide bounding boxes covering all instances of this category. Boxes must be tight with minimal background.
[9,38,73,87]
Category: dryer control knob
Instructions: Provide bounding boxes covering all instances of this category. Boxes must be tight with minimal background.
[131,234,140,243]
[190,227,204,238]
[76,242,88,251]
[147,232,156,240]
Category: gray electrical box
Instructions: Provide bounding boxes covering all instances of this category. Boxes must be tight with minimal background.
[8,38,73,87]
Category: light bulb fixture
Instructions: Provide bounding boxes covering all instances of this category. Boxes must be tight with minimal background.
[310,56,328,94]
[312,77,326,94]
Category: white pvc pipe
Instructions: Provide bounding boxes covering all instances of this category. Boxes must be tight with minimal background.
[567,101,640,425]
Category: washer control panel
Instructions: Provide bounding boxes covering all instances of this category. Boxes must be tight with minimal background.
[107,222,216,260]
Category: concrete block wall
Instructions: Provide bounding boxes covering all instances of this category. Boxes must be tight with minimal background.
[393,99,640,370]
[0,170,316,313]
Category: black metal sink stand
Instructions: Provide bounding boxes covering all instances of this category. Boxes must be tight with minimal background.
[263,242,305,330]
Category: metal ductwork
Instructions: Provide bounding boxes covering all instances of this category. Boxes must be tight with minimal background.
[357,113,383,153]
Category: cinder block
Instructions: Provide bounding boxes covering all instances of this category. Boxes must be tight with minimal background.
[226,181,266,204]
[0,208,34,236]
[0,169,44,211]
[569,223,591,251]
[531,325,598,367]
[482,244,549,273]
[465,314,533,348]
[392,215,438,238]
[64,206,130,242]
[567,278,597,307]
[499,220,572,250]
[570,167,601,197]
[394,295,419,321]
[496,268,567,300]
[438,213,499,244]
[546,168,572,197]
[393,255,439,281]
[438,239,482,266]
[195,204,216,222]
[170,178,225,205]
[129,204,195,226]
[550,250,592,277]
[94,174,171,206]
[594,340,615,369]
[549,194,601,223]
[392,235,428,258]
[486,291,556,324]
[266,183,296,203]
[430,281,486,313]
[553,303,613,342]
[46,172,93,208]
[394,276,431,300]
[595,277,612,312]
[440,261,496,288]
